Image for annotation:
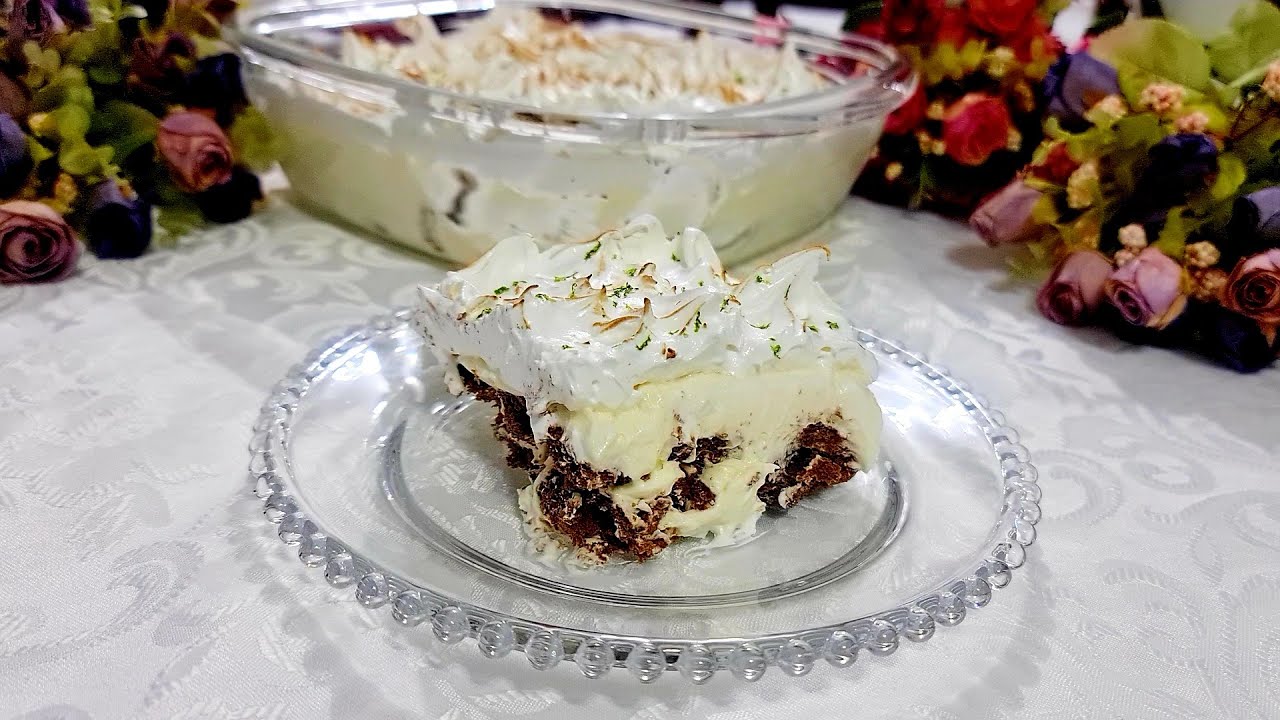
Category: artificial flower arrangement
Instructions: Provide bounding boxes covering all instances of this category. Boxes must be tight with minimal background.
[970,1,1280,372]
[842,0,1066,215]
[0,0,275,285]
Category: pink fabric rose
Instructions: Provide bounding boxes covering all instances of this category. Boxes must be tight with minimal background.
[1223,249,1280,331]
[970,180,1043,247]
[943,93,1012,167]
[156,111,233,192]
[1036,250,1112,325]
[1104,246,1187,329]
[0,200,79,284]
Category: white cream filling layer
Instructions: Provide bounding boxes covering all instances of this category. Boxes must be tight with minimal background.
[558,361,879,541]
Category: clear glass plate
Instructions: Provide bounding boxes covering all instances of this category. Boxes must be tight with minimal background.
[247,310,1042,683]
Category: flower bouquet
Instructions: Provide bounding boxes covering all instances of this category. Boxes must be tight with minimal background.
[0,0,275,284]
[971,1,1280,372]
[843,0,1066,215]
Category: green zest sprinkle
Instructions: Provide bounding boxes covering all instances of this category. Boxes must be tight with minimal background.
[492,285,510,295]
[610,283,635,298]
[636,335,652,351]
[624,267,638,277]
[535,293,551,301]
[827,320,839,329]
[698,280,704,287]
[583,241,601,260]
[806,323,819,333]
[671,252,681,262]
[561,344,571,350]
[770,340,781,358]
[693,311,704,333]
[553,273,575,282]
[750,321,771,330]
[478,307,493,317]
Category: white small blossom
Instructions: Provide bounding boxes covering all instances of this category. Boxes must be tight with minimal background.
[1263,60,1280,103]
[1090,94,1129,120]
[1066,160,1100,210]
[1174,111,1210,134]
[1138,83,1185,115]
[1185,241,1221,269]
[1118,223,1148,250]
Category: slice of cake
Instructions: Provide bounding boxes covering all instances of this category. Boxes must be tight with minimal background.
[413,216,881,563]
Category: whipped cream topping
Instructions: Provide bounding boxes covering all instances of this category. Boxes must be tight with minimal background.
[341,8,829,113]
[414,214,876,418]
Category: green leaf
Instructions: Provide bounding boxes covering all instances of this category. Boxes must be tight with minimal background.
[59,142,105,176]
[1063,126,1109,162]
[1089,19,1212,92]
[228,108,280,171]
[958,39,986,74]
[1232,116,1280,179]
[87,64,124,85]
[1153,208,1190,260]
[1112,114,1165,148]
[27,137,54,164]
[91,100,159,161]
[1209,153,1247,201]
[1206,0,1280,83]
[155,201,204,241]
[53,104,91,142]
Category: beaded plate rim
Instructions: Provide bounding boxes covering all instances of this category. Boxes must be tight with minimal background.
[247,309,1042,684]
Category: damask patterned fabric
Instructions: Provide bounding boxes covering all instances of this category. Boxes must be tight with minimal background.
[1,199,1277,719]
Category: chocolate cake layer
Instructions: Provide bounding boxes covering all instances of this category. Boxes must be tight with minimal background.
[460,366,862,562]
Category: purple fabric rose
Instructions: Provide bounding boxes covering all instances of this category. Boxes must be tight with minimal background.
[195,166,263,223]
[7,0,89,44]
[184,54,249,126]
[0,73,30,120]
[1042,53,1120,127]
[1228,186,1280,256]
[970,180,1044,247]
[0,113,31,197]
[156,111,234,192]
[85,180,153,259]
[1037,250,1113,325]
[0,200,79,284]
[1192,304,1279,373]
[1104,246,1188,329]
[1141,133,1218,206]
[128,33,196,108]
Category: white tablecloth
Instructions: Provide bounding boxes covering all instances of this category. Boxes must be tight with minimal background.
[3,198,1278,719]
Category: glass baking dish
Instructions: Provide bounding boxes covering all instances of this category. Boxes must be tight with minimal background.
[229,0,914,265]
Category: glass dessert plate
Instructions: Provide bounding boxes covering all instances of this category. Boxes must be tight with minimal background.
[247,309,1042,683]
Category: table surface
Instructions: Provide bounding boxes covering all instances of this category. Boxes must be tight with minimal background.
[2,197,1278,720]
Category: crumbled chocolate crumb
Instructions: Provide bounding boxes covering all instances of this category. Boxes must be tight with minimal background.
[756,423,857,509]
[459,368,859,561]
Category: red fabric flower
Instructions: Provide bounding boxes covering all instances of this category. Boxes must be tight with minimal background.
[967,0,1037,40]
[935,7,972,48]
[1030,143,1079,185]
[880,0,944,44]
[852,16,885,41]
[884,84,926,136]
[943,93,1012,166]
[1008,14,1061,62]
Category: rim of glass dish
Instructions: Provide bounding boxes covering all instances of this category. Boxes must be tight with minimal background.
[247,309,1043,682]
[227,0,916,138]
